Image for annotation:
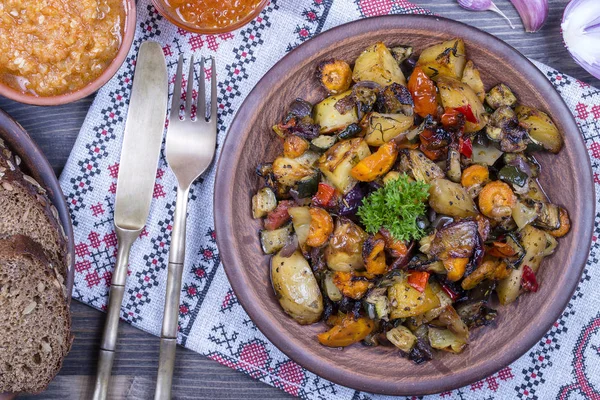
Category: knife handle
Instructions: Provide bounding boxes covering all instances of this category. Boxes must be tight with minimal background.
[155,186,189,400]
[93,228,140,400]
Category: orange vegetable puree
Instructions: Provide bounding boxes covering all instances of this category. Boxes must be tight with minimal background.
[164,0,264,30]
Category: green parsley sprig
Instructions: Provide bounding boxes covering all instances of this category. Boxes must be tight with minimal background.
[357,174,429,241]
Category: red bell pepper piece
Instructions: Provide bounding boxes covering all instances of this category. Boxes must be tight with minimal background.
[521,265,539,292]
[440,281,460,301]
[408,66,438,118]
[458,137,473,158]
[407,271,430,293]
[264,200,294,231]
[454,105,478,124]
[312,182,336,208]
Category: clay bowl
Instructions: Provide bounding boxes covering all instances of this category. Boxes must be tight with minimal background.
[214,15,595,395]
[0,108,75,399]
[0,0,136,106]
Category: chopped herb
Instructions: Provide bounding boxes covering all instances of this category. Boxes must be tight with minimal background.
[357,174,430,241]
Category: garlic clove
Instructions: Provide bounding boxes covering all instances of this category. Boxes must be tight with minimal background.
[509,0,549,33]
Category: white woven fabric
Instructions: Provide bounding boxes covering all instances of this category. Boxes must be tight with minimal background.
[59,1,600,398]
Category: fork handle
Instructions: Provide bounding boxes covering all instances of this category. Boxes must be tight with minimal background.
[155,186,190,400]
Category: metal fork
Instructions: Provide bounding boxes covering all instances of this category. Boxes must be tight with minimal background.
[155,54,217,400]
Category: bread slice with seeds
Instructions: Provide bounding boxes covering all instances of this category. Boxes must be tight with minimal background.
[0,142,68,278]
[0,235,72,394]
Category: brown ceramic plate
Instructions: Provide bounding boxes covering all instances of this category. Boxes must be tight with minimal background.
[0,108,75,399]
[214,15,595,395]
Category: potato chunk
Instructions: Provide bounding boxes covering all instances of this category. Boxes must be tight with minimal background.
[353,42,406,86]
[416,38,466,80]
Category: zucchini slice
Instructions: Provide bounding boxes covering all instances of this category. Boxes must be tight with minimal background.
[252,187,277,218]
[260,224,292,254]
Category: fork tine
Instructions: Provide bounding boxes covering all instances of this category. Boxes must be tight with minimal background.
[210,57,217,123]
[197,57,206,121]
[170,54,184,121]
[184,55,195,118]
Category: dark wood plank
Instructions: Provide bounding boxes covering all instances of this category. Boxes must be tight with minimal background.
[3,1,598,398]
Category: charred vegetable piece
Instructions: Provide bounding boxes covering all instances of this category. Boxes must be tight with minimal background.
[461,164,489,188]
[295,172,321,198]
[318,138,371,194]
[338,184,364,217]
[416,38,467,80]
[533,202,561,230]
[461,60,485,102]
[351,141,398,182]
[428,179,479,218]
[271,250,323,324]
[363,234,387,275]
[272,153,318,188]
[548,208,571,237]
[446,147,462,183]
[408,66,438,118]
[388,274,440,319]
[310,135,337,153]
[379,228,409,259]
[485,83,517,109]
[408,338,434,364]
[443,257,469,282]
[390,46,414,64]
[317,59,353,94]
[363,287,389,320]
[486,106,530,153]
[478,181,517,220]
[461,257,510,290]
[312,182,337,208]
[437,76,488,133]
[260,224,293,255]
[313,91,359,134]
[515,105,563,153]
[252,187,278,218]
[456,300,497,329]
[317,315,375,347]
[376,83,414,115]
[364,112,414,146]
[283,135,309,158]
[498,165,528,189]
[337,123,362,140]
[306,207,334,247]
[398,150,445,184]
[325,218,368,272]
[332,271,371,299]
[264,200,295,231]
[387,325,417,353]
[353,42,407,86]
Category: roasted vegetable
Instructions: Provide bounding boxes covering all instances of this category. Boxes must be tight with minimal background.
[272,151,319,187]
[337,123,362,140]
[515,105,563,153]
[332,271,371,299]
[511,200,538,230]
[485,83,518,109]
[317,59,353,94]
[317,315,375,347]
[548,208,571,237]
[353,42,407,86]
[398,150,445,184]
[271,250,323,324]
[428,179,479,218]
[283,134,310,158]
[310,135,337,153]
[387,325,417,353]
[478,181,516,220]
[461,256,510,290]
[260,224,293,254]
[363,287,389,320]
[471,143,504,166]
[252,187,277,218]
[437,76,487,133]
[408,66,438,118]
[288,206,311,247]
[428,327,467,353]
[264,200,294,231]
[461,60,485,102]
[323,272,343,301]
[486,106,529,153]
[364,113,414,146]
[363,234,387,275]
[446,147,462,183]
[313,91,359,134]
[376,83,414,115]
[306,207,334,247]
[388,274,440,319]
[416,38,467,80]
[456,300,497,329]
[325,218,368,271]
[351,141,398,181]
[533,202,561,230]
[390,46,414,64]
[461,164,489,188]
[318,138,371,194]
[496,225,547,305]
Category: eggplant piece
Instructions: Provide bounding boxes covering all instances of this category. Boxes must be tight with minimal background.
[352,82,381,118]
[485,83,518,110]
[407,337,433,364]
[425,220,479,260]
[338,184,364,217]
[376,83,414,116]
[533,202,561,230]
[286,99,313,120]
[455,300,497,329]
[390,46,414,64]
[486,106,529,152]
[398,150,445,184]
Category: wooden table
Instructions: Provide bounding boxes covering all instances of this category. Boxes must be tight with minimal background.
[3,1,597,398]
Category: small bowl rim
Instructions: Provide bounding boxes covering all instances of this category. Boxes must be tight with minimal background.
[151,0,270,35]
[214,14,595,395]
[0,0,137,106]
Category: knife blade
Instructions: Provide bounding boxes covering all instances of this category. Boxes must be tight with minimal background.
[93,41,168,400]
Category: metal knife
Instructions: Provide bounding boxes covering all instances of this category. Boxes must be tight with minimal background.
[93,41,168,400]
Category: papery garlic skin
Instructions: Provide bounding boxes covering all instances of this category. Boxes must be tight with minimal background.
[457,0,515,29]
[509,0,548,33]
[562,0,600,79]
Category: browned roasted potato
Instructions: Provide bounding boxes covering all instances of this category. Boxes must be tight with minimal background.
[317,59,353,94]
[428,178,479,218]
[515,105,563,153]
[363,113,413,146]
[325,218,368,271]
[353,42,406,86]
[313,91,359,134]
[416,38,466,80]
[485,83,517,110]
[437,76,488,133]
[461,60,485,102]
[318,138,370,193]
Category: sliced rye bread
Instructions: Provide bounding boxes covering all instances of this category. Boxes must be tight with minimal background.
[0,141,68,278]
[0,235,72,394]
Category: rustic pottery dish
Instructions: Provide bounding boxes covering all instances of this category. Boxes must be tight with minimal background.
[214,15,594,395]
[0,109,75,398]
[0,0,136,106]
